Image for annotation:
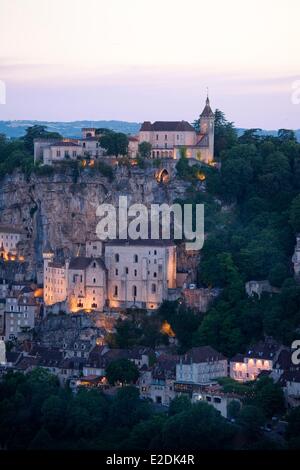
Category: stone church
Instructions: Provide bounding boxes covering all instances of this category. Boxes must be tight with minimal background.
[139,96,215,164]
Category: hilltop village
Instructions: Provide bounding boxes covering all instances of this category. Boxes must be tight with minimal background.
[1,98,300,449]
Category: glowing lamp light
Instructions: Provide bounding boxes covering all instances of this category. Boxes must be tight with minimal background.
[197,172,206,181]
[160,320,176,338]
[34,288,43,298]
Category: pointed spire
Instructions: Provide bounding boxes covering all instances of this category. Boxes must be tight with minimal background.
[201,92,214,118]
[43,240,54,254]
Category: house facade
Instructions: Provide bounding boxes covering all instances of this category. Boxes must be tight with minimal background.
[175,346,227,386]
[43,240,177,312]
[0,224,23,260]
[139,96,214,164]
[34,128,103,165]
[4,291,38,340]
[105,240,177,310]
[230,339,282,382]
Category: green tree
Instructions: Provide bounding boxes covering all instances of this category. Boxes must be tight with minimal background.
[252,377,285,418]
[214,109,238,158]
[161,402,236,450]
[237,405,265,439]
[99,131,128,156]
[23,125,61,153]
[227,400,241,420]
[106,358,139,385]
[138,141,152,159]
[168,395,192,416]
[41,395,67,434]
[289,194,300,233]
[109,386,151,428]
[286,407,300,447]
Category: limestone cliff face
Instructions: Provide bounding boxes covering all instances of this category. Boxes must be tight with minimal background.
[0,164,189,278]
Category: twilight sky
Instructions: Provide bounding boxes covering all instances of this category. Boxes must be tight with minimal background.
[0,0,299,129]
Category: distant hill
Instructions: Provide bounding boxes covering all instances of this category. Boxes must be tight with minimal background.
[0,120,299,141]
[0,120,141,139]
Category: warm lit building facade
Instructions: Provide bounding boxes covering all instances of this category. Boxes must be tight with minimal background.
[67,257,106,313]
[43,239,177,312]
[0,224,23,260]
[43,245,67,306]
[139,96,215,164]
[105,240,177,310]
[230,339,282,382]
[34,128,103,165]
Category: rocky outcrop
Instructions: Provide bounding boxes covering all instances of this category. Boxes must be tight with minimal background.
[0,162,188,279]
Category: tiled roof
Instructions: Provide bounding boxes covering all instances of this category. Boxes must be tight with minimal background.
[140,121,195,132]
[106,239,175,247]
[6,351,22,365]
[200,97,214,118]
[181,346,226,364]
[127,347,153,360]
[244,339,281,360]
[0,224,24,235]
[60,358,86,369]
[279,369,300,387]
[69,256,106,270]
[230,353,245,363]
[16,356,38,370]
[48,261,65,269]
[50,141,80,147]
[274,349,293,371]
[152,354,179,380]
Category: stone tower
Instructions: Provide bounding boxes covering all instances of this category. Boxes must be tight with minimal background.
[200,95,215,162]
[42,241,54,298]
[42,241,54,265]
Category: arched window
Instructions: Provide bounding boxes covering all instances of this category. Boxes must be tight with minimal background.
[93,261,96,268]
[151,283,156,293]
[114,285,118,297]
[132,285,137,297]
[115,253,119,262]
[134,254,138,263]
[93,278,96,283]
